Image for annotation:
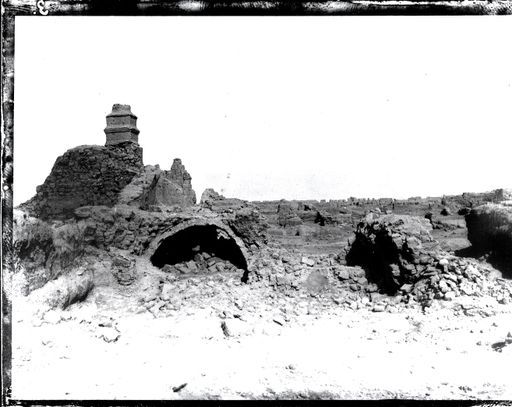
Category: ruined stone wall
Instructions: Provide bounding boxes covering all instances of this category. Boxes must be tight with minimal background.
[140,158,196,209]
[23,142,143,220]
[72,205,267,257]
[277,201,303,227]
[168,158,196,204]
[443,189,511,209]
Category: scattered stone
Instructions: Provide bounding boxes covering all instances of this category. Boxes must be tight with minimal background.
[172,383,188,393]
[220,321,231,337]
[98,327,120,343]
[444,291,456,301]
[162,264,175,273]
[98,316,114,328]
[111,252,136,286]
[491,336,512,352]
[160,283,173,301]
[304,271,329,294]
[438,280,449,294]
[301,257,315,267]
[372,305,385,312]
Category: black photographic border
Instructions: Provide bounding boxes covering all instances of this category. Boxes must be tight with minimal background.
[2,1,511,405]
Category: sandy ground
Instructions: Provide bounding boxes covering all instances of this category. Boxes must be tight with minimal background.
[9,272,512,401]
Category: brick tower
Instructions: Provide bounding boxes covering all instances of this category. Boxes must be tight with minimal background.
[104,104,140,146]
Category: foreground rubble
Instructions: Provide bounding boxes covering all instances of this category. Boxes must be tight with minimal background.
[10,202,512,400]
[10,262,512,400]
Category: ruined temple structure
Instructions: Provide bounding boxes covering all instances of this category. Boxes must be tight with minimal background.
[16,104,269,288]
[15,103,511,308]
[21,104,199,219]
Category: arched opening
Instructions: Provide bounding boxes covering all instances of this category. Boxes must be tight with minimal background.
[150,225,248,273]
[345,230,402,294]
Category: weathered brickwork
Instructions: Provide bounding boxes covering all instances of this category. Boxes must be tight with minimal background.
[24,142,143,220]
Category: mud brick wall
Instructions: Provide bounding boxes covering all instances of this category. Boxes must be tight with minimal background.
[140,158,196,209]
[27,142,143,220]
[72,204,268,257]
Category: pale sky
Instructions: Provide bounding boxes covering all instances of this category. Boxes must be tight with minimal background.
[13,16,512,205]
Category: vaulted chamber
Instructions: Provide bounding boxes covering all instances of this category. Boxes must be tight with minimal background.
[150,224,248,272]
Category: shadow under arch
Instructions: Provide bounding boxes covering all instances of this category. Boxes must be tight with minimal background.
[147,219,250,280]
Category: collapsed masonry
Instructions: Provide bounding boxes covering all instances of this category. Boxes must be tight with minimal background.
[341,211,511,306]
[344,214,439,293]
[21,104,198,219]
[140,158,196,210]
[15,105,268,295]
[13,104,512,312]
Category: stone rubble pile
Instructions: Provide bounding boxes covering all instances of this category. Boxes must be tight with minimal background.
[110,252,137,286]
[248,247,372,295]
[250,243,512,313]
[160,254,245,276]
[341,212,512,308]
[409,254,512,307]
[136,271,246,317]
